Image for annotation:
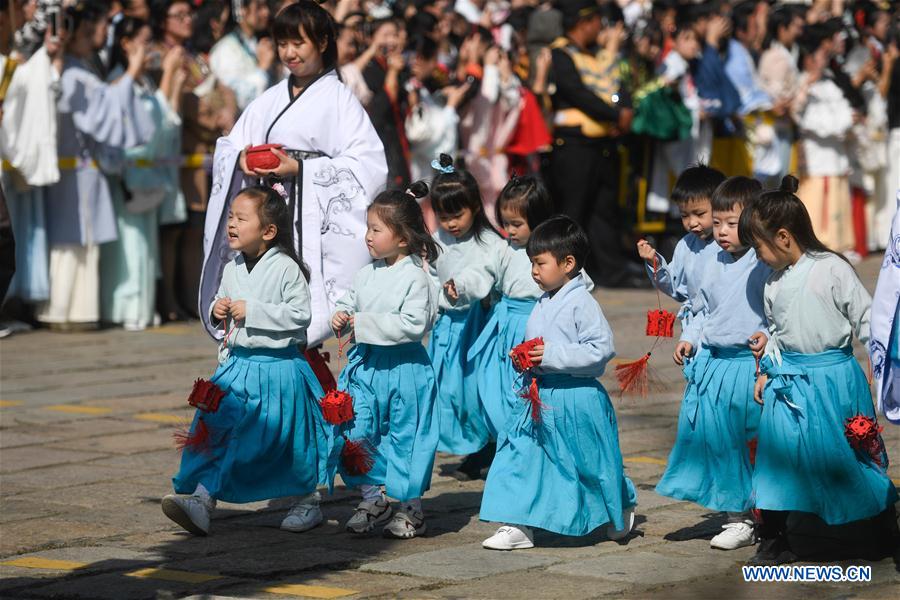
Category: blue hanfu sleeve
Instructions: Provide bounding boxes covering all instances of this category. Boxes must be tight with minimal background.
[540,297,616,377]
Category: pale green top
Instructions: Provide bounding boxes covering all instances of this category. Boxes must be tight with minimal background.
[430,227,506,312]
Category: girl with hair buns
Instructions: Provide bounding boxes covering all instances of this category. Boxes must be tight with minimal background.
[740,175,898,565]
[330,181,440,539]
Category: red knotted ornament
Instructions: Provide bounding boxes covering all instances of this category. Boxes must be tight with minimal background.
[844,414,885,466]
[510,337,544,372]
[245,144,284,171]
[187,378,225,413]
[320,389,354,425]
[646,309,676,338]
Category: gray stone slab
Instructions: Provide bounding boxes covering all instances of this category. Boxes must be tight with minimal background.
[547,549,740,585]
[47,429,173,455]
[404,569,631,599]
[0,446,109,473]
[164,545,367,578]
[360,543,560,581]
[20,571,233,600]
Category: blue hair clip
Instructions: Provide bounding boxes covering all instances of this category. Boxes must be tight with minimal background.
[431,159,455,174]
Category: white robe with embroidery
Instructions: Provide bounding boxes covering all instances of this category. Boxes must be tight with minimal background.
[200,71,388,347]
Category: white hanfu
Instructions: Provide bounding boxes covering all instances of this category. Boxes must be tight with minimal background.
[37,57,154,324]
[200,70,388,347]
[870,195,900,423]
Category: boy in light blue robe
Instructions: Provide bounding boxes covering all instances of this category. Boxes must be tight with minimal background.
[480,216,636,550]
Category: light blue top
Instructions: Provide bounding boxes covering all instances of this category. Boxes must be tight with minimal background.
[724,38,773,116]
[333,255,438,345]
[524,274,616,378]
[496,242,594,300]
[211,248,311,362]
[764,252,871,362]
[684,247,771,349]
[645,233,719,337]
[431,227,506,312]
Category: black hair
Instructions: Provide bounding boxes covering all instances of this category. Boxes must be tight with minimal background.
[67,0,109,34]
[430,154,496,243]
[765,4,801,49]
[526,215,589,274]
[368,181,440,263]
[409,34,438,60]
[731,1,757,37]
[150,0,191,40]
[406,10,438,39]
[738,175,849,264]
[234,186,311,281]
[671,164,726,206]
[272,0,339,73]
[711,176,762,212]
[364,17,396,39]
[191,0,227,54]
[598,2,625,25]
[110,17,148,73]
[495,175,554,232]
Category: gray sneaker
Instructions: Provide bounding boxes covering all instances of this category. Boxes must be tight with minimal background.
[383,510,426,539]
[345,499,392,534]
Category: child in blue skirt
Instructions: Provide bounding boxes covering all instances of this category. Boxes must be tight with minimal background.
[331,182,440,539]
[427,154,506,467]
[468,175,554,440]
[164,186,331,536]
[636,165,725,345]
[655,177,771,551]
[741,176,898,565]
[480,216,637,550]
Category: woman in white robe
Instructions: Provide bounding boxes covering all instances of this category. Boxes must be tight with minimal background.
[37,1,154,328]
[200,1,387,351]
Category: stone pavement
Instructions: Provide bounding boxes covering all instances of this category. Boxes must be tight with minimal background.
[0,257,898,600]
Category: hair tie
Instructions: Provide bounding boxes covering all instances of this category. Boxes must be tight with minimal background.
[431,159,454,175]
[404,188,416,198]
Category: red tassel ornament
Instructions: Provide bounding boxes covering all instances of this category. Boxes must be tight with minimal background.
[615,353,651,397]
[187,378,225,413]
[844,414,885,466]
[646,309,676,338]
[340,434,375,475]
[174,418,212,453]
[510,337,544,372]
[320,389,354,425]
[747,437,758,466]
[520,377,545,424]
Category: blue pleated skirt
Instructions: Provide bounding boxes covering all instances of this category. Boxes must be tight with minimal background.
[467,296,537,439]
[655,347,762,512]
[480,373,637,536]
[428,304,489,454]
[753,347,898,525]
[334,343,439,502]
[172,347,330,503]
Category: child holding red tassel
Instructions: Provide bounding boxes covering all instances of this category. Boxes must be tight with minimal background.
[636,164,725,337]
[163,186,331,536]
[741,176,897,565]
[330,182,440,539]
[480,216,637,550]
[654,177,771,552]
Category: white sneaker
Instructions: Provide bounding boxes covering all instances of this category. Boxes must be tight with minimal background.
[482,525,534,550]
[280,502,323,533]
[606,507,635,541]
[161,494,214,536]
[710,520,756,550]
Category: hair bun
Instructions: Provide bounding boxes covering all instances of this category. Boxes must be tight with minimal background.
[438,154,453,169]
[780,175,800,194]
[407,180,429,199]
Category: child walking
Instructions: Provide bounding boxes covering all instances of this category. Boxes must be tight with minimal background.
[468,175,554,440]
[741,176,898,565]
[427,154,506,467]
[655,177,771,551]
[480,216,637,550]
[163,186,330,535]
[637,164,726,335]
[331,183,440,539]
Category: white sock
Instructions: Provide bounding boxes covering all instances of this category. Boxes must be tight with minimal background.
[296,490,321,506]
[404,497,422,513]
[360,484,384,502]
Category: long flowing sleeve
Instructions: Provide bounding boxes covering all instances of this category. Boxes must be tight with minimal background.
[831,259,873,346]
[645,241,689,302]
[354,274,436,345]
[63,68,154,149]
[540,296,616,377]
[244,264,313,334]
[209,36,271,111]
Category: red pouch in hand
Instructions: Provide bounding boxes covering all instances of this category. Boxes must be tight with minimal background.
[511,337,544,372]
[245,144,283,171]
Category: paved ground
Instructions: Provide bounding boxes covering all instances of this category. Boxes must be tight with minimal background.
[1,257,898,600]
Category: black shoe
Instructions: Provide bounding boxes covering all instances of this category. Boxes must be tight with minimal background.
[748,537,797,565]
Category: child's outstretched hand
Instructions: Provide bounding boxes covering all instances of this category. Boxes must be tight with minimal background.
[754,374,768,405]
[673,341,693,366]
[636,239,657,262]
[332,311,351,333]
[213,297,231,322]
[229,300,247,322]
[443,279,459,302]
[748,331,768,359]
